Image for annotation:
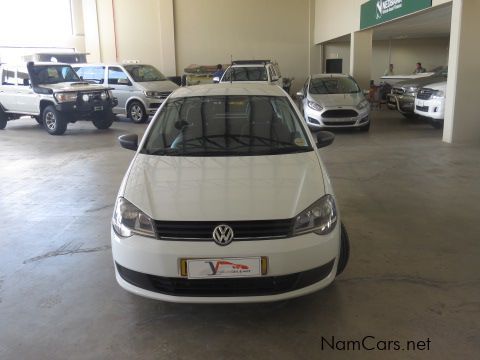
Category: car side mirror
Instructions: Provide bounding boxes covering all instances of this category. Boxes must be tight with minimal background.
[315,131,335,148]
[118,133,138,151]
[212,76,220,83]
[118,78,131,86]
[296,91,304,99]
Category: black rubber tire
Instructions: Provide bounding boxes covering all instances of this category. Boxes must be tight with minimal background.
[92,111,114,129]
[43,105,67,135]
[128,101,148,123]
[336,222,350,276]
[402,113,419,120]
[359,121,370,132]
[0,109,7,130]
[430,120,444,129]
[33,116,43,125]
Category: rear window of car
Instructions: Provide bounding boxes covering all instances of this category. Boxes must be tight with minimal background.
[141,95,312,157]
[222,67,268,82]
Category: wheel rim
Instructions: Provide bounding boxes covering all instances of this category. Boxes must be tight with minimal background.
[130,104,143,121]
[45,111,56,130]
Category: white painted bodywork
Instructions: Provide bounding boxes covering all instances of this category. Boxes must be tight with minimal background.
[414,81,447,120]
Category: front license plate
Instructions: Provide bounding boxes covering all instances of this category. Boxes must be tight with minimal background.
[184,257,264,279]
[94,106,103,111]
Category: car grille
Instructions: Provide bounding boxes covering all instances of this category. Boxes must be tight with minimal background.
[116,260,335,297]
[323,120,356,126]
[392,88,405,95]
[322,110,358,118]
[416,105,429,112]
[157,91,171,99]
[154,219,294,240]
[417,89,433,100]
[79,91,104,102]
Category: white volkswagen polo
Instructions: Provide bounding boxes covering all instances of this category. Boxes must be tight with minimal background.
[112,83,349,303]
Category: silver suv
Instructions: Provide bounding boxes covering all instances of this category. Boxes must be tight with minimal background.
[220,60,284,86]
[0,62,117,135]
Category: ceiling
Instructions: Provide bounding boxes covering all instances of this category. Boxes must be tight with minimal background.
[325,3,452,43]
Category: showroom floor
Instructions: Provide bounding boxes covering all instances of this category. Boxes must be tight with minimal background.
[0,110,479,359]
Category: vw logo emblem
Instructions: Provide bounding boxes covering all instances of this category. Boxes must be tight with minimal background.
[212,224,234,246]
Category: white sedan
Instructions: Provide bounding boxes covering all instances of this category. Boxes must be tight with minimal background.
[297,74,370,131]
[112,83,349,303]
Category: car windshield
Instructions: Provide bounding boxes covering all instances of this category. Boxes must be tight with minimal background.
[31,65,81,84]
[124,64,166,82]
[141,95,313,157]
[222,67,268,82]
[309,77,360,94]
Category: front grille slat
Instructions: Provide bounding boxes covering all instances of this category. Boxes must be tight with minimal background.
[322,109,358,118]
[154,219,293,240]
[392,88,405,95]
[417,89,433,100]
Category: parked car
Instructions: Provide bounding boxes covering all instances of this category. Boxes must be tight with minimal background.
[0,62,116,135]
[414,81,447,129]
[73,63,178,123]
[220,60,284,87]
[386,67,448,119]
[296,74,370,131]
[112,83,349,303]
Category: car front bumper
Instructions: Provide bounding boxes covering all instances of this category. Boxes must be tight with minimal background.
[387,94,415,113]
[414,98,445,120]
[111,225,340,303]
[304,106,369,129]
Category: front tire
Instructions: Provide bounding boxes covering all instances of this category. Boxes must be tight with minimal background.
[336,223,350,276]
[0,109,7,130]
[92,111,114,129]
[43,105,67,135]
[359,121,370,132]
[128,101,148,123]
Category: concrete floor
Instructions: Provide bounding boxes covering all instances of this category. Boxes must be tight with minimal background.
[0,111,479,359]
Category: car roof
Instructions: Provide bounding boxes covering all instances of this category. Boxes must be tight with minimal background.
[311,73,350,79]
[170,83,286,98]
[229,63,269,68]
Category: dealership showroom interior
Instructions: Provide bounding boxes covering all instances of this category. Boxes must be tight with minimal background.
[0,0,479,358]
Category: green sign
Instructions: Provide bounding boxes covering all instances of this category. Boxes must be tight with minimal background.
[360,0,432,29]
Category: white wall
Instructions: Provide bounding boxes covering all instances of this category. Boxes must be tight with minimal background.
[173,0,310,91]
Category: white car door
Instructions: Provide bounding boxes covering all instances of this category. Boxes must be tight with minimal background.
[15,67,39,114]
[0,66,20,112]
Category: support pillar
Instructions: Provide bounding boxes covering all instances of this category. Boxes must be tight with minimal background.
[443,0,480,144]
[350,29,373,90]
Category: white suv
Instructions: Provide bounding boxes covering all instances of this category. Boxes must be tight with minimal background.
[112,83,349,303]
[0,62,116,135]
[414,81,447,129]
[220,60,283,88]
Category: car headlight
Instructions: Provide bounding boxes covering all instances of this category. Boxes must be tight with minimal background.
[307,100,323,111]
[405,86,418,96]
[144,91,161,98]
[54,92,77,103]
[100,91,108,100]
[293,195,337,236]
[356,99,369,110]
[112,197,155,238]
[431,90,445,99]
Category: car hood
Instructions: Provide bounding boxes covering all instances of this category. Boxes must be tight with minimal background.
[309,93,363,107]
[136,80,179,92]
[393,75,447,90]
[122,151,325,221]
[41,82,108,92]
[422,81,447,92]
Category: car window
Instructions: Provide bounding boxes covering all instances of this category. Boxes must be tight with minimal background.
[222,67,268,82]
[309,77,360,95]
[75,66,105,84]
[268,67,275,81]
[124,65,166,82]
[108,67,129,85]
[1,66,17,86]
[30,65,80,84]
[16,67,30,86]
[141,95,313,157]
